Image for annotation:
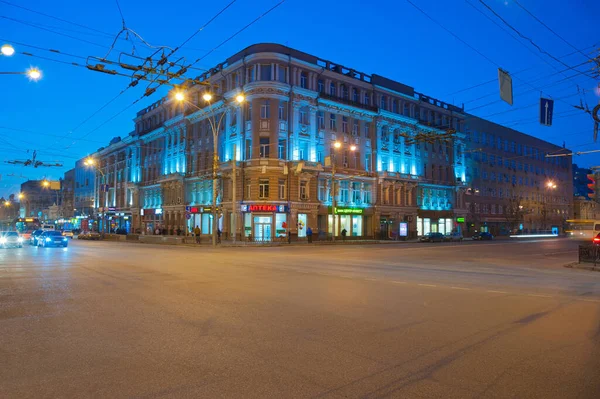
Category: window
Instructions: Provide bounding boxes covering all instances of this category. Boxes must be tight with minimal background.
[352,182,361,203]
[342,116,348,133]
[317,111,325,129]
[329,113,337,131]
[298,72,308,88]
[340,181,348,202]
[278,102,287,120]
[352,120,359,136]
[278,179,286,199]
[392,99,399,113]
[364,122,371,138]
[300,181,308,200]
[329,82,336,96]
[352,88,358,102]
[318,179,326,201]
[259,137,270,158]
[341,85,348,99]
[299,108,308,125]
[260,64,272,81]
[245,178,251,199]
[365,153,371,172]
[364,92,370,105]
[318,79,324,93]
[363,184,372,204]
[259,179,269,198]
[403,102,410,116]
[260,100,270,119]
[278,139,286,159]
[380,95,387,110]
[277,65,286,83]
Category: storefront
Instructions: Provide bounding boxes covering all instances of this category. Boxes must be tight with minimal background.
[185,206,218,236]
[141,208,163,234]
[241,204,288,242]
[327,207,365,237]
[416,211,456,236]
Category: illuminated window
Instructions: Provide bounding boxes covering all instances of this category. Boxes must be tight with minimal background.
[259,179,269,198]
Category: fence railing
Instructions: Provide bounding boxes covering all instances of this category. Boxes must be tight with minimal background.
[578,245,600,266]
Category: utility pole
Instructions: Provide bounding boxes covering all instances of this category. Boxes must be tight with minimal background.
[331,155,337,242]
[232,143,237,244]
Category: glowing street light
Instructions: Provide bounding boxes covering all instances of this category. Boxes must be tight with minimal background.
[174,92,185,102]
[330,141,357,242]
[235,94,245,104]
[546,181,557,189]
[18,193,24,200]
[202,93,213,102]
[1,44,15,56]
[334,141,342,149]
[84,158,96,166]
[4,201,10,207]
[42,180,50,188]
[27,68,42,81]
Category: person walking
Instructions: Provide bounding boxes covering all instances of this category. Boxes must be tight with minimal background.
[194,225,201,244]
[217,228,222,244]
[341,228,347,242]
[306,226,313,243]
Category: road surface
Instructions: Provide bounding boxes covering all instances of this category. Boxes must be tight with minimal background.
[1,238,599,398]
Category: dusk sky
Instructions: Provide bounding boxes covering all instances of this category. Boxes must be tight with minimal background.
[1,0,598,197]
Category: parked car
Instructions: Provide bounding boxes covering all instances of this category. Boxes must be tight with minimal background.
[444,232,463,242]
[30,229,44,246]
[78,231,101,241]
[593,233,600,246]
[419,232,445,243]
[38,231,69,247]
[62,230,74,239]
[472,232,494,241]
[0,231,24,248]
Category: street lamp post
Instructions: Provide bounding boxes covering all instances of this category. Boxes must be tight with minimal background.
[175,91,245,247]
[84,159,106,234]
[0,68,42,81]
[1,43,15,56]
[330,142,356,242]
[543,181,557,231]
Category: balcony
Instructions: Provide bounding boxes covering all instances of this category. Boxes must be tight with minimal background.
[319,92,378,113]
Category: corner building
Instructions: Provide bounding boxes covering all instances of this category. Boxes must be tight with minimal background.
[91,43,470,239]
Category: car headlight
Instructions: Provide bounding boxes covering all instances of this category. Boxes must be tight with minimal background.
[63,238,67,241]
[0,237,6,244]
[45,237,51,242]
[17,237,23,242]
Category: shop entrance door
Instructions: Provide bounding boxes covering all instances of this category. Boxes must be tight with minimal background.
[254,216,272,242]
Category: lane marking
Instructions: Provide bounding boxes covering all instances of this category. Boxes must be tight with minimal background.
[451,286,471,290]
[365,278,378,281]
[527,294,553,298]
[581,299,600,303]
[487,290,509,294]
[418,284,437,287]
[392,281,407,284]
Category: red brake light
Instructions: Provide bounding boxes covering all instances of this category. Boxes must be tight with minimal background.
[593,238,600,243]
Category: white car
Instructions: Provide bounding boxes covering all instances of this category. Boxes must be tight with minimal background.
[62,230,74,239]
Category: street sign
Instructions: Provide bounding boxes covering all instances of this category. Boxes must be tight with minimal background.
[539,98,554,126]
[185,212,191,220]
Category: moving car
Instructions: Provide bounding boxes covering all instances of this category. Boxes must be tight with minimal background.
[30,229,44,246]
[593,233,600,245]
[41,224,55,231]
[38,231,69,248]
[0,231,24,248]
[472,232,494,241]
[419,232,445,243]
[444,232,463,242]
[62,230,74,239]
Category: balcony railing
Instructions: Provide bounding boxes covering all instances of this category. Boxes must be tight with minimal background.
[319,93,379,112]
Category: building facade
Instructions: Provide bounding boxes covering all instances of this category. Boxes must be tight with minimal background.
[20,180,60,220]
[89,43,470,239]
[462,117,573,235]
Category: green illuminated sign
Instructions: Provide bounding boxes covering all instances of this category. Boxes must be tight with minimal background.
[456,217,465,223]
[335,207,363,215]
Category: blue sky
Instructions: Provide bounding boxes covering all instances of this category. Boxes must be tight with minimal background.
[1,0,598,197]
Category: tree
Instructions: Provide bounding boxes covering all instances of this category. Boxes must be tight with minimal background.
[504,193,525,233]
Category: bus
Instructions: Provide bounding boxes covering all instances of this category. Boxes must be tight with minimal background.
[565,219,600,241]
[14,217,42,240]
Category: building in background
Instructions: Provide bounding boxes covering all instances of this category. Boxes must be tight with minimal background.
[61,169,75,221]
[462,116,572,235]
[74,158,97,231]
[0,194,20,230]
[19,180,61,221]
[573,164,593,199]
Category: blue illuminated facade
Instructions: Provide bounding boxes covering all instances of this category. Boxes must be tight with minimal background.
[89,43,471,239]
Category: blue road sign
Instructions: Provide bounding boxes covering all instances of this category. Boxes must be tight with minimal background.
[540,98,554,126]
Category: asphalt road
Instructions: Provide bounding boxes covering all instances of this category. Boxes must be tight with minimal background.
[2,238,600,398]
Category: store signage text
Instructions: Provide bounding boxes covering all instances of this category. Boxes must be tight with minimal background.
[335,207,363,215]
[456,217,465,223]
[241,204,287,213]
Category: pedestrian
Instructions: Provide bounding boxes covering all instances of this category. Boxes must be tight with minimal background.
[217,228,222,244]
[306,226,313,243]
[194,225,201,244]
[176,227,182,236]
[155,227,160,235]
[341,228,347,241]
